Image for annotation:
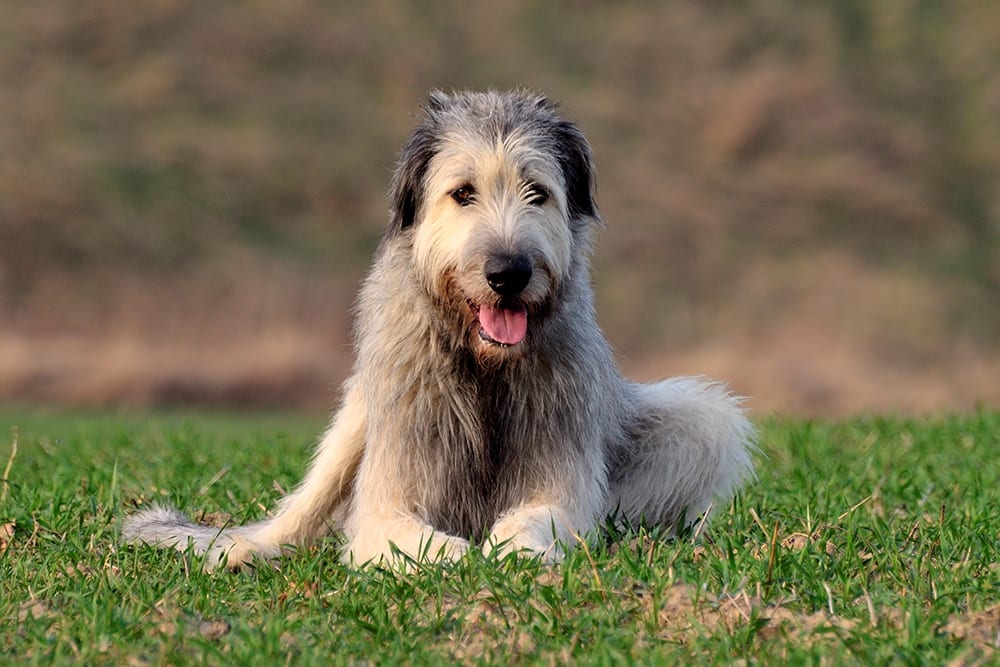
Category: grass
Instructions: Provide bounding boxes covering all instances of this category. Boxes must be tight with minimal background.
[1,407,998,665]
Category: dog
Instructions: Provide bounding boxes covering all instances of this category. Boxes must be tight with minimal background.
[123,89,755,569]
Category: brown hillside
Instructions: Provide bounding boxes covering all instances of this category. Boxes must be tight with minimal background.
[1,2,998,414]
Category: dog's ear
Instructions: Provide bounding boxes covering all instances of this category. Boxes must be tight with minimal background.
[554,121,599,223]
[387,124,437,236]
[515,91,598,221]
[385,92,456,236]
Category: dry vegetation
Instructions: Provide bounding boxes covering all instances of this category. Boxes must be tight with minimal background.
[1,1,998,414]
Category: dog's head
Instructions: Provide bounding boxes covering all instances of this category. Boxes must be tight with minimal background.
[384,89,600,362]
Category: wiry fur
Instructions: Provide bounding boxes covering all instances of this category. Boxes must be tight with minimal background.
[122,90,755,569]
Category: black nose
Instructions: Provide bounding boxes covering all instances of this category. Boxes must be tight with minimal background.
[485,254,533,296]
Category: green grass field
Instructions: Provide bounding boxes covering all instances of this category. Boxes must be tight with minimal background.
[1,408,997,665]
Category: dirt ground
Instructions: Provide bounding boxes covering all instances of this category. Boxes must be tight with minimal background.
[2,258,997,416]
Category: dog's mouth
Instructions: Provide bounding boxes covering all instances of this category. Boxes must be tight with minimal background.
[468,300,528,347]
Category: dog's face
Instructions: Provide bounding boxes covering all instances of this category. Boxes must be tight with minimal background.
[385,90,599,363]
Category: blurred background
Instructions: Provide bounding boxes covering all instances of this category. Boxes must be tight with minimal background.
[1,1,997,416]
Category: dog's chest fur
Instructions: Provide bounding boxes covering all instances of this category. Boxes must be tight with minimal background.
[417,352,556,541]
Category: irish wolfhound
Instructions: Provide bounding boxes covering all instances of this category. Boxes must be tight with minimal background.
[123,90,755,568]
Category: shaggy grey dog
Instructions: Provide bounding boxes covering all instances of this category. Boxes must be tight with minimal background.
[123,90,755,568]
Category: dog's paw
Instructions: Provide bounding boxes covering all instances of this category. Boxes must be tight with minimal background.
[482,533,564,563]
[202,534,283,571]
[345,530,469,568]
[486,505,574,563]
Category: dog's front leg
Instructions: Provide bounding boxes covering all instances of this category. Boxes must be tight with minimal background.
[225,382,368,563]
[123,382,367,570]
[343,452,469,567]
[486,452,607,562]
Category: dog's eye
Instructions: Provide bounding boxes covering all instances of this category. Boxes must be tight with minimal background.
[451,185,476,206]
[525,183,549,206]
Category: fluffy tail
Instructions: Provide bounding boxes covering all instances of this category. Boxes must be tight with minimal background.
[122,384,367,569]
[122,505,277,569]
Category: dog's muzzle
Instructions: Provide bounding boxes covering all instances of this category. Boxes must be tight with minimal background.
[473,253,533,347]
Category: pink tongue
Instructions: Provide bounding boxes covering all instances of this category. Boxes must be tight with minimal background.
[479,305,528,345]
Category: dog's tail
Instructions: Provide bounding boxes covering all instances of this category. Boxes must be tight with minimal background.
[121,505,272,568]
[122,385,367,569]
